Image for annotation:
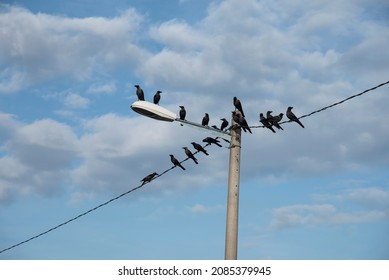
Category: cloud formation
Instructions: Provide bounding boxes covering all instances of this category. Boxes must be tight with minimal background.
[0,0,389,210]
[0,5,147,94]
[270,203,387,230]
[270,187,389,230]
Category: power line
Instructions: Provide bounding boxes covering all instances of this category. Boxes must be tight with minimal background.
[250,80,389,128]
[0,143,211,254]
[299,80,389,119]
[0,184,144,254]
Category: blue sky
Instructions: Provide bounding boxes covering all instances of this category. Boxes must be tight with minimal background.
[0,0,389,260]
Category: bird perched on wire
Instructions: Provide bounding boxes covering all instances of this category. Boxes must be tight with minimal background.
[233,97,245,117]
[179,106,186,120]
[182,147,198,164]
[286,106,305,128]
[232,111,252,133]
[267,111,284,130]
[134,85,145,101]
[202,113,210,126]
[170,154,186,170]
[140,172,158,185]
[260,113,276,133]
[203,137,222,147]
[220,118,229,131]
[153,90,162,105]
[191,142,209,155]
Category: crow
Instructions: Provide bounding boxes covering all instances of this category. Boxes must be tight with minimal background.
[134,85,144,101]
[286,106,305,128]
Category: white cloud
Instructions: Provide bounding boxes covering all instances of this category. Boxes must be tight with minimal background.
[188,203,223,214]
[86,82,117,95]
[150,19,210,51]
[348,188,389,209]
[0,68,28,93]
[64,93,90,109]
[270,203,387,230]
[0,116,80,201]
[0,5,148,94]
[189,203,208,214]
[340,187,389,211]
[0,112,19,138]
[270,185,389,231]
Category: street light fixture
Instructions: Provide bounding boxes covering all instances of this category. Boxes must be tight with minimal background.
[131,101,231,141]
[131,100,241,260]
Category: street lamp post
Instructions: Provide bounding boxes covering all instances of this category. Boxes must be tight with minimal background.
[224,115,241,260]
[131,101,241,259]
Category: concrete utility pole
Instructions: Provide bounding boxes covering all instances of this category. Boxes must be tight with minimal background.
[224,112,242,260]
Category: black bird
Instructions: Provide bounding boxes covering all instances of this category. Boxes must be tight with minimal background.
[220,118,229,131]
[233,97,245,117]
[267,111,283,130]
[153,90,162,104]
[260,113,276,133]
[202,113,209,126]
[191,142,209,155]
[183,147,198,164]
[203,137,222,147]
[232,111,252,133]
[266,111,274,122]
[239,114,252,134]
[170,154,186,170]
[211,125,219,130]
[140,172,158,185]
[179,106,186,120]
[270,112,284,130]
[286,106,305,128]
[134,85,144,101]
[232,111,245,132]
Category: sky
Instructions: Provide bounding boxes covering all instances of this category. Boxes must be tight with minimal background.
[0,0,389,260]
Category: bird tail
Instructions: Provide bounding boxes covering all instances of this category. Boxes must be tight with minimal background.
[275,123,283,130]
[297,120,305,128]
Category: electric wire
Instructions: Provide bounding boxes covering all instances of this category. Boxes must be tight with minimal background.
[0,143,211,254]
[250,80,389,128]
[1,80,388,254]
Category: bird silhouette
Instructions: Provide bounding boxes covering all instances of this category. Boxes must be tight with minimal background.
[134,85,144,101]
[140,172,158,185]
[232,111,252,133]
[260,113,276,133]
[153,90,162,104]
[191,142,209,155]
[220,118,229,131]
[267,111,283,130]
[170,154,186,170]
[183,147,198,164]
[179,106,186,120]
[233,97,245,117]
[203,137,222,147]
[202,113,210,126]
[286,106,304,128]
